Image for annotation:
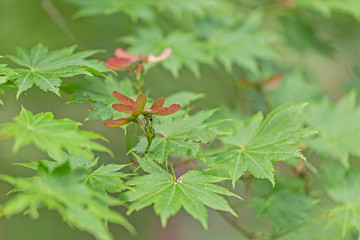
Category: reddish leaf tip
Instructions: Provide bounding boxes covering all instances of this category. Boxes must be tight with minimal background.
[151,97,165,108]
[112,91,135,105]
[104,118,130,128]
[112,104,134,114]
[114,48,136,59]
[150,104,181,116]
[106,57,133,71]
[146,48,172,63]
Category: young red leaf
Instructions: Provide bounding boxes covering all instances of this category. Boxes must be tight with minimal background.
[145,48,172,63]
[114,48,137,59]
[106,57,133,71]
[113,91,135,105]
[135,64,144,75]
[104,118,130,128]
[150,104,181,116]
[151,97,165,108]
[132,94,147,117]
[112,104,134,114]
[263,72,283,92]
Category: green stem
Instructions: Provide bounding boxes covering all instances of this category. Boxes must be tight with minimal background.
[125,124,134,151]
[135,120,147,137]
[136,67,145,91]
[128,68,143,94]
[143,137,152,155]
[170,164,176,180]
[135,119,153,156]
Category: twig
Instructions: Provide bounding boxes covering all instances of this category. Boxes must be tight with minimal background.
[219,212,259,239]
[172,157,198,168]
[40,0,82,45]
[255,85,273,114]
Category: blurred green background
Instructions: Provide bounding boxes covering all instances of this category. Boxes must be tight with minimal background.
[1,0,360,239]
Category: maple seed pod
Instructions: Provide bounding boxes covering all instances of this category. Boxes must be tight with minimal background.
[104,92,180,128]
[106,48,172,71]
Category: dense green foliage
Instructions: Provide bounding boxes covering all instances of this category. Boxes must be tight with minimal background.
[1,0,360,240]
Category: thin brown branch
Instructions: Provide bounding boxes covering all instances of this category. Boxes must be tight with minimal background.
[40,0,82,45]
[219,212,260,239]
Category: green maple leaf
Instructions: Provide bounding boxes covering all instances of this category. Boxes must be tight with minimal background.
[70,76,136,120]
[56,151,98,169]
[132,109,225,163]
[270,70,321,106]
[6,43,106,97]
[200,12,277,73]
[0,162,135,240]
[124,154,240,229]
[217,103,316,186]
[85,164,128,193]
[13,153,128,195]
[296,0,360,20]
[279,16,334,54]
[65,0,154,21]
[121,26,208,78]
[324,166,360,237]
[0,64,17,84]
[0,108,112,159]
[14,151,98,172]
[163,91,204,109]
[251,191,317,231]
[0,64,17,105]
[306,92,360,168]
[156,0,220,18]
[66,0,220,21]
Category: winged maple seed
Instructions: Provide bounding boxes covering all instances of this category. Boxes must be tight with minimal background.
[106,48,172,73]
[104,91,180,128]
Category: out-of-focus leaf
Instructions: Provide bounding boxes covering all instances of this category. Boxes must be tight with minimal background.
[296,0,360,20]
[0,64,17,84]
[121,27,209,78]
[252,191,317,231]
[323,165,360,237]
[65,0,221,21]
[164,91,204,108]
[280,16,333,54]
[201,12,278,73]
[270,70,321,106]
[0,162,135,240]
[306,92,360,168]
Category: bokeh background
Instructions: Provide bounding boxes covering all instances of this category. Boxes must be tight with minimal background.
[1,0,360,239]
